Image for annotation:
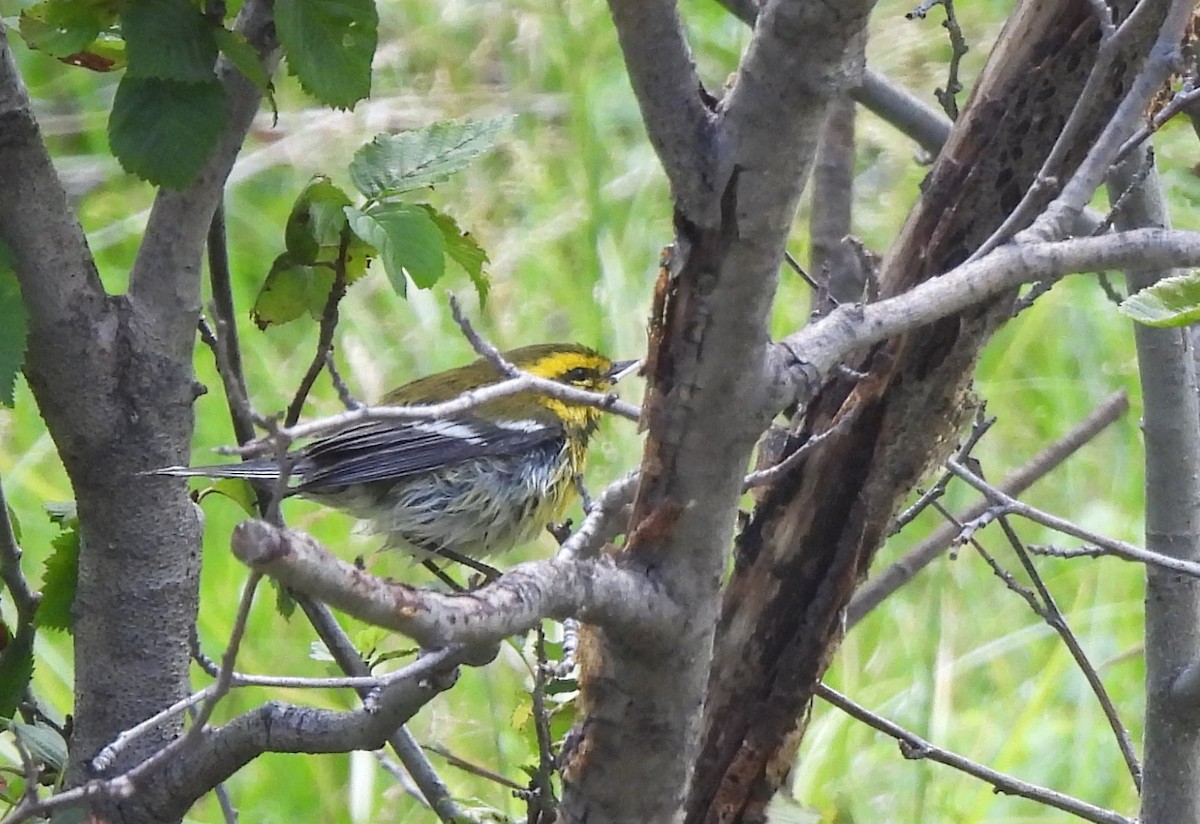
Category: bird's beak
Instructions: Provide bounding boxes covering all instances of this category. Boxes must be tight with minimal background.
[607,359,641,382]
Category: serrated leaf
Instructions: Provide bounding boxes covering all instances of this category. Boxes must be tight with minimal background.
[121,0,218,83]
[0,259,28,408]
[346,204,444,294]
[9,722,68,772]
[349,117,512,200]
[108,76,227,190]
[251,253,336,329]
[35,521,79,633]
[195,478,258,517]
[0,635,34,720]
[275,0,377,110]
[212,27,271,91]
[1119,271,1200,327]
[418,205,490,305]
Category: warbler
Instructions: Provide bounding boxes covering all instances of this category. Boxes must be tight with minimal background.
[163,343,630,570]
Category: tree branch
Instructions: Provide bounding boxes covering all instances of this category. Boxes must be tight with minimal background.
[0,18,104,328]
[126,0,280,362]
[847,389,1129,625]
[228,519,675,650]
[997,0,1194,254]
[773,228,1200,411]
[722,0,874,244]
[947,458,1200,578]
[605,0,717,221]
[2,649,464,824]
[816,684,1134,824]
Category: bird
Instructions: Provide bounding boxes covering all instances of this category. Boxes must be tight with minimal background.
[161,343,632,578]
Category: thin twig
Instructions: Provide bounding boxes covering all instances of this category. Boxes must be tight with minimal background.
[293,598,471,823]
[325,351,363,411]
[977,472,1142,790]
[742,403,863,489]
[19,648,463,824]
[373,749,431,808]
[285,227,353,427]
[526,626,559,821]
[555,470,639,562]
[1116,84,1200,164]
[11,732,40,806]
[816,684,1134,824]
[448,295,519,378]
[891,406,995,535]
[206,200,257,447]
[946,458,1200,578]
[783,250,821,291]
[1027,544,1110,559]
[907,0,968,121]
[221,373,642,459]
[847,390,1128,626]
[967,0,1165,264]
[0,476,41,625]
[99,659,434,767]
[1093,147,1156,237]
[423,743,526,792]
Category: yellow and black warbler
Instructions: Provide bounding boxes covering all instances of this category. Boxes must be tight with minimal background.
[164,343,630,568]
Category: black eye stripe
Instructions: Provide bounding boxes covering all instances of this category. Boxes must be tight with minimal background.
[564,366,593,382]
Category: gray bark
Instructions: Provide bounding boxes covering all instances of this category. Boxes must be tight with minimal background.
[1111,152,1200,823]
[0,4,276,821]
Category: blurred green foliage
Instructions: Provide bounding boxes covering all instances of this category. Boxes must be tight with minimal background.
[0,0,1184,820]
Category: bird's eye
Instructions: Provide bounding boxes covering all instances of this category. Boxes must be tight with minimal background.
[563,366,594,384]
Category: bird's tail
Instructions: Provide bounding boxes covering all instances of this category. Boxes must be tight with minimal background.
[155,460,288,481]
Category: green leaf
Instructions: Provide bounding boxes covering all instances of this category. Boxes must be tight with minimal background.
[0,256,28,408]
[1119,271,1200,327]
[251,253,336,329]
[196,478,259,517]
[212,27,272,92]
[286,177,353,262]
[346,204,445,294]
[17,0,121,69]
[349,117,512,200]
[284,178,376,284]
[419,205,490,305]
[273,579,296,620]
[0,635,34,720]
[35,521,79,633]
[9,722,68,772]
[108,76,227,190]
[275,0,377,110]
[121,0,218,83]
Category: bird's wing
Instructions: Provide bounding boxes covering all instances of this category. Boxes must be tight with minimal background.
[295,415,564,490]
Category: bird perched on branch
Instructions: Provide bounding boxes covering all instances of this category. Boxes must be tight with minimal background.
[161,343,633,576]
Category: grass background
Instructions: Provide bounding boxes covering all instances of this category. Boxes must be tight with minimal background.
[1,0,1192,819]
